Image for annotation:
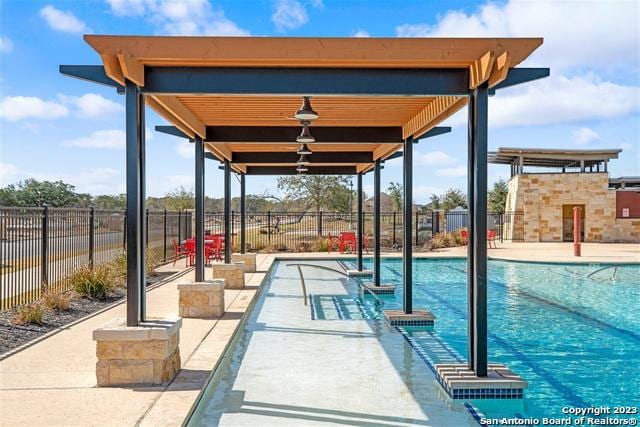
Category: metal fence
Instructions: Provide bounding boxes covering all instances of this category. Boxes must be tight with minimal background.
[0,207,191,311]
[1,206,523,311]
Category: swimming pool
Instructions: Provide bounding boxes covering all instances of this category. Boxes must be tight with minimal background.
[188,258,639,425]
[363,258,640,421]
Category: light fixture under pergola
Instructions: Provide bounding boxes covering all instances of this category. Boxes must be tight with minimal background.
[296,121,315,143]
[294,96,318,121]
[297,143,312,155]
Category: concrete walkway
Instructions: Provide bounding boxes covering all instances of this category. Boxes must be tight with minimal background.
[0,258,269,427]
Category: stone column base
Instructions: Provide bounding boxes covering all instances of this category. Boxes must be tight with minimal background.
[361,282,396,295]
[178,279,225,318]
[93,317,182,387]
[211,263,245,289]
[346,269,373,277]
[231,253,257,273]
[383,309,435,326]
[434,363,527,399]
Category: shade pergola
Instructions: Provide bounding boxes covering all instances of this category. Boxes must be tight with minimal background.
[62,35,547,378]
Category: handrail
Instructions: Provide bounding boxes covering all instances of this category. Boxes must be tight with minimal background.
[285,263,351,277]
[295,265,308,306]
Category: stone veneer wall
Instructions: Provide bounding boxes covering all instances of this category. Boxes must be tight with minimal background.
[505,173,624,242]
[612,219,640,242]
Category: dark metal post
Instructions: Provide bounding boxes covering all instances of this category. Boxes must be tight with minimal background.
[267,211,272,244]
[240,174,246,253]
[195,135,205,282]
[317,211,323,237]
[177,209,182,244]
[41,205,49,290]
[163,209,168,262]
[138,91,146,322]
[224,159,231,263]
[125,80,142,326]
[403,137,413,314]
[472,82,489,377]
[415,211,419,246]
[467,91,476,370]
[123,210,127,248]
[373,159,381,286]
[357,173,363,271]
[89,206,95,269]
[392,212,397,246]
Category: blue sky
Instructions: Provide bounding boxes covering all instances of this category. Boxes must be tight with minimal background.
[1,0,638,203]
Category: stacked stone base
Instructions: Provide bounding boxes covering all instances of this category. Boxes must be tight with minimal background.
[434,363,527,399]
[178,279,225,318]
[383,309,435,327]
[231,253,257,273]
[211,263,245,289]
[93,318,182,387]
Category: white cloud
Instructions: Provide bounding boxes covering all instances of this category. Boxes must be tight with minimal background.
[414,185,445,203]
[435,166,467,178]
[39,5,90,34]
[0,36,13,53]
[352,30,370,38]
[62,129,125,150]
[59,93,124,119]
[105,0,248,35]
[272,0,308,31]
[0,96,69,121]
[0,163,19,186]
[444,74,640,128]
[32,168,122,194]
[176,141,195,159]
[572,127,599,146]
[418,151,458,166]
[395,0,639,72]
[619,142,633,151]
[167,174,193,189]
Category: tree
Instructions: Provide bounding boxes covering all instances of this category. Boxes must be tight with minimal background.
[429,193,441,210]
[439,188,468,211]
[0,179,80,207]
[93,194,126,209]
[488,179,508,213]
[387,182,403,211]
[163,186,194,210]
[276,175,351,214]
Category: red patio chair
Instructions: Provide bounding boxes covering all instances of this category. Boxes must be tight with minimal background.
[184,239,196,266]
[172,239,192,266]
[487,229,498,248]
[339,231,357,253]
[327,233,338,253]
[460,229,468,245]
[207,235,223,261]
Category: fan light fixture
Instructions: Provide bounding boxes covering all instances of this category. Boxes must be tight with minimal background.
[297,143,312,155]
[296,123,315,143]
[297,154,310,165]
[296,164,308,173]
[294,96,318,121]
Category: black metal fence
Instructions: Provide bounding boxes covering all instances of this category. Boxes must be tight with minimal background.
[1,206,523,310]
[0,207,191,311]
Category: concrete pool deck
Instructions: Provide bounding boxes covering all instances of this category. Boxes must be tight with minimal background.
[1,243,638,426]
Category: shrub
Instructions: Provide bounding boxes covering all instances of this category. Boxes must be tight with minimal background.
[313,237,329,252]
[145,249,161,275]
[42,291,72,311]
[69,264,115,300]
[111,250,127,281]
[430,232,457,250]
[12,303,46,326]
[296,241,313,252]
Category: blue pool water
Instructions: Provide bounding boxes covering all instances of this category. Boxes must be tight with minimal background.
[358,258,640,421]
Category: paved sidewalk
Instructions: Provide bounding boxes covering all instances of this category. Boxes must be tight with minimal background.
[0,257,272,427]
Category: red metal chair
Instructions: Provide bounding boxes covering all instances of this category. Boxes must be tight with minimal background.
[487,229,498,248]
[184,239,196,266]
[339,231,357,253]
[460,229,468,245]
[207,235,223,261]
[327,233,338,253]
[173,239,192,266]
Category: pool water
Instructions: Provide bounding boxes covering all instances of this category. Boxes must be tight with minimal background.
[360,258,640,420]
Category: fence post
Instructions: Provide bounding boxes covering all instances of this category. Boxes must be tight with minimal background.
[177,209,182,244]
[392,211,397,245]
[145,209,149,247]
[163,209,168,262]
[232,210,235,237]
[123,209,127,248]
[89,206,95,269]
[317,211,323,236]
[41,205,49,291]
[267,211,272,244]
[415,211,419,246]
[499,213,504,243]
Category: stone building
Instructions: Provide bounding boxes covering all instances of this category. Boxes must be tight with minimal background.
[489,148,640,243]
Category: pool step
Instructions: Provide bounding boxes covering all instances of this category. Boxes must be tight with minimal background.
[346,269,373,277]
[434,363,527,399]
[361,282,396,295]
[383,309,435,327]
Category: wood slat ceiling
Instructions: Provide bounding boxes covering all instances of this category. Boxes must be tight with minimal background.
[176,96,435,127]
[225,143,380,152]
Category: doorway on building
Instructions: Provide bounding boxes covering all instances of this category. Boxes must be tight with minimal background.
[562,204,585,242]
